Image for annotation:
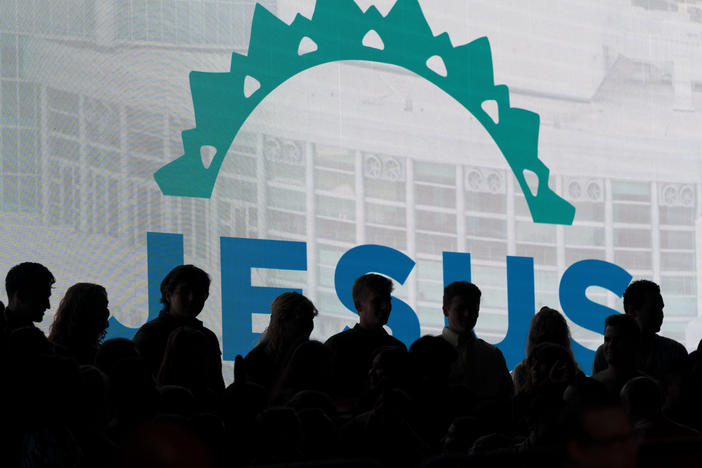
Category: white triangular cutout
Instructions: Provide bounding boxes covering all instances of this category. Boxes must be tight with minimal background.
[362,30,384,50]
[244,75,260,98]
[482,100,499,124]
[200,145,217,169]
[297,36,318,55]
[426,55,447,77]
[523,169,539,197]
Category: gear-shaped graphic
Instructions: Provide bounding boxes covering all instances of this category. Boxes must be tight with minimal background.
[154,0,575,225]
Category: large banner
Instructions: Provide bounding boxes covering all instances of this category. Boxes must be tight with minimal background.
[2,0,702,377]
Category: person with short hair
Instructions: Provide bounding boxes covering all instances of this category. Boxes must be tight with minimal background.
[592,280,687,383]
[1,262,55,337]
[440,281,513,413]
[592,314,642,398]
[325,273,405,403]
[133,265,224,393]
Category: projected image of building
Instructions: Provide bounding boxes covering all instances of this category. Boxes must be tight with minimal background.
[1,0,701,355]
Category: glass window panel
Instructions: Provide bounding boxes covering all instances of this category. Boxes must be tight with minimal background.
[516,243,557,265]
[571,200,604,222]
[416,232,456,256]
[660,275,696,296]
[468,239,508,261]
[515,221,557,244]
[18,83,38,126]
[267,186,305,212]
[1,34,17,79]
[318,245,345,266]
[367,226,406,250]
[315,168,355,196]
[49,136,79,162]
[48,87,79,113]
[266,161,305,186]
[414,161,455,185]
[365,178,405,202]
[316,195,355,220]
[268,209,305,235]
[613,203,651,224]
[466,217,507,239]
[415,184,455,208]
[317,218,355,243]
[417,281,443,303]
[18,128,38,173]
[3,175,17,207]
[49,110,79,137]
[614,228,651,248]
[472,265,506,287]
[614,250,652,270]
[660,230,695,250]
[315,145,354,171]
[565,225,605,247]
[2,127,18,171]
[466,191,506,213]
[612,180,650,202]
[416,209,456,233]
[366,203,406,227]
[416,258,443,282]
[481,288,508,310]
[2,79,18,125]
[565,247,606,264]
[659,206,695,225]
[317,265,335,288]
[663,297,697,317]
[660,251,695,271]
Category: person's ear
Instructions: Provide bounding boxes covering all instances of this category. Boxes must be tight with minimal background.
[442,304,449,317]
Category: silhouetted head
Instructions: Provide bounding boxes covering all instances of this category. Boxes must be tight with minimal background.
[526,306,572,356]
[160,265,210,319]
[368,345,410,394]
[603,314,640,368]
[443,281,481,335]
[262,292,317,352]
[620,376,663,422]
[95,338,139,375]
[623,280,663,336]
[49,283,109,350]
[5,262,55,323]
[352,273,393,330]
[409,335,457,386]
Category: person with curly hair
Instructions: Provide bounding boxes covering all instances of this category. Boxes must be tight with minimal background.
[49,283,109,365]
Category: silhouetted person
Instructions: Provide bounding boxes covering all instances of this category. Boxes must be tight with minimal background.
[592,314,643,398]
[48,283,110,365]
[270,340,333,404]
[513,306,576,393]
[157,326,220,409]
[440,281,513,417]
[325,273,405,405]
[133,265,224,393]
[620,376,700,445]
[243,291,317,392]
[1,262,54,337]
[592,280,686,383]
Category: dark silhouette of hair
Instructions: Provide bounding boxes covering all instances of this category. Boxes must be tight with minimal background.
[160,265,210,312]
[260,292,317,356]
[95,338,139,375]
[352,273,393,305]
[49,283,109,361]
[605,313,640,344]
[5,261,55,298]
[526,306,572,357]
[620,376,663,421]
[526,342,576,391]
[623,279,660,313]
[443,281,481,308]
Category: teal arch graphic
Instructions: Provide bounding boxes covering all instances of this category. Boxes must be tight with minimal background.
[154,0,575,225]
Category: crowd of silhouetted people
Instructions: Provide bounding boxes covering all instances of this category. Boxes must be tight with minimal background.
[1,261,702,467]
